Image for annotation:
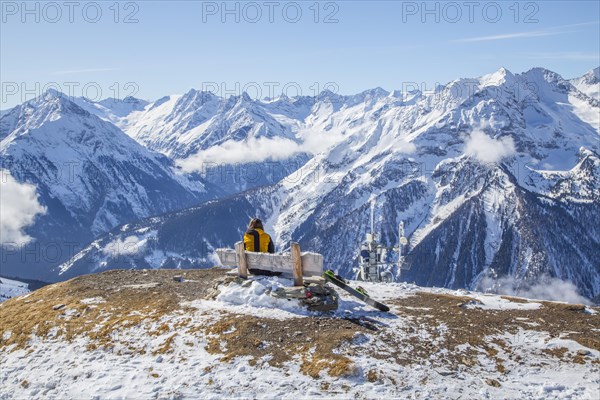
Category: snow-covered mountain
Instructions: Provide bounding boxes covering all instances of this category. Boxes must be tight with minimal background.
[6,93,146,134]
[108,90,311,193]
[56,67,600,301]
[1,269,598,399]
[570,66,600,101]
[275,67,600,300]
[123,90,301,157]
[72,95,150,126]
[0,90,215,281]
[0,277,29,302]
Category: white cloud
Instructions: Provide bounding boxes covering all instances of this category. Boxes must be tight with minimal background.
[395,140,417,154]
[0,170,47,245]
[464,129,515,164]
[176,128,347,173]
[477,274,591,305]
[454,30,557,43]
[176,126,413,173]
[177,137,303,172]
[298,127,346,156]
[454,21,599,43]
[102,235,147,257]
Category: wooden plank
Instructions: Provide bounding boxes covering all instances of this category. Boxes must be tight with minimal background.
[216,249,238,267]
[290,242,303,286]
[234,241,248,279]
[216,248,323,277]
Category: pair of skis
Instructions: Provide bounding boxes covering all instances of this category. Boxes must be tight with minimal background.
[323,270,390,312]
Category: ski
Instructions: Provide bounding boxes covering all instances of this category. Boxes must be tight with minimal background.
[323,270,390,312]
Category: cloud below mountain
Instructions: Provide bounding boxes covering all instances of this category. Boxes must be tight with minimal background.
[176,128,346,171]
[177,137,302,171]
[478,274,591,304]
[102,235,147,257]
[0,170,47,245]
[464,129,516,164]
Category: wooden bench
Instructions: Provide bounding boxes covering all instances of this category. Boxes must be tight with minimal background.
[216,241,324,286]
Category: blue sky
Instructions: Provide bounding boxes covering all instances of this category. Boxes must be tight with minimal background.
[1,0,599,108]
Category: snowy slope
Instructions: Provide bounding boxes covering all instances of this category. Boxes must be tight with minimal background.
[0,277,29,302]
[0,269,598,399]
[0,90,215,281]
[114,90,313,193]
[122,90,311,159]
[571,67,600,101]
[54,190,268,279]
[73,95,150,126]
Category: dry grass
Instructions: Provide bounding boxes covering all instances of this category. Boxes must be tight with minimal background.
[383,291,600,372]
[202,313,364,378]
[0,268,229,351]
[366,369,378,382]
[543,347,569,359]
[485,378,501,387]
[154,334,178,355]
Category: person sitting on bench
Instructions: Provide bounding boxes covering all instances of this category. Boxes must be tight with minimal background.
[243,218,279,276]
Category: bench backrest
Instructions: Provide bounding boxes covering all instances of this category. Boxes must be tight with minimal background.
[216,247,324,277]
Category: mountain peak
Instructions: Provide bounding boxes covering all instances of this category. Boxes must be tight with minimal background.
[222,92,253,110]
[171,89,220,117]
[478,67,515,87]
[317,89,344,103]
[361,87,390,97]
[522,67,564,83]
[17,89,91,123]
[35,88,75,108]
[241,91,252,102]
[98,96,146,105]
[568,67,600,100]
[579,66,600,83]
[42,88,64,99]
[180,88,218,103]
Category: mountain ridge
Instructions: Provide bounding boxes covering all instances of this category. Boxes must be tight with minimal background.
[3,67,599,300]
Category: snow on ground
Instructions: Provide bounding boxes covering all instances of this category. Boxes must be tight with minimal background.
[0,270,598,399]
[186,276,313,319]
[79,297,106,305]
[0,277,29,303]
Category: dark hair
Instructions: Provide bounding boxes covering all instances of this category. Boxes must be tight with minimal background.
[248,218,264,230]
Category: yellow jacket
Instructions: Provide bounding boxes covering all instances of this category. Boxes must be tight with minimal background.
[243,228,275,253]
